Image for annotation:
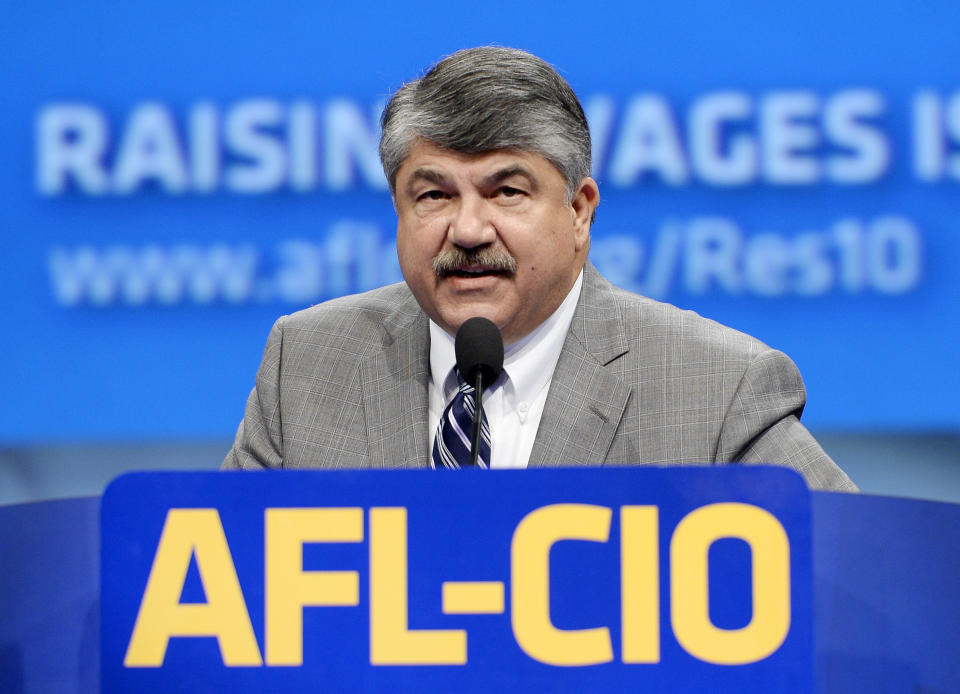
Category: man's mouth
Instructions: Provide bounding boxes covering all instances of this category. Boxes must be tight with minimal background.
[443,265,510,279]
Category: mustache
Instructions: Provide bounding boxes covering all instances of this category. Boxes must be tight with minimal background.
[432,247,518,277]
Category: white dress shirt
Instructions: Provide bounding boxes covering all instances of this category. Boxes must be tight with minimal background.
[428,270,583,468]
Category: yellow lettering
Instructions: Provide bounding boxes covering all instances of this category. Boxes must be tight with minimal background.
[441,582,505,614]
[124,509,261,667]
[265,507,363,665]
[620,505,660,663]
[670,502,791,665]
[369,507,466,664]
[511,504,613,666]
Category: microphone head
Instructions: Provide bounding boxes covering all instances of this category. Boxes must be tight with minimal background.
[455,317,504,388]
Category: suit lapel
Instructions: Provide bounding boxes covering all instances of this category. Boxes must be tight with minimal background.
[360,296,431,469]
[529,264,632,467]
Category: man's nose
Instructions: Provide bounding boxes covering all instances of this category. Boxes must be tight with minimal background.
[448,196,495,248]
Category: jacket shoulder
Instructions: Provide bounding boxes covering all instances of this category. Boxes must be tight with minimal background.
[275,281,421,352]
[598,278,770,364]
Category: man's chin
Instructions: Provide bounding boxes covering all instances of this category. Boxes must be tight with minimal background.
[437,306,509,337]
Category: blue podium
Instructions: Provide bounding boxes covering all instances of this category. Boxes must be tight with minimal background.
[1,467,958,693]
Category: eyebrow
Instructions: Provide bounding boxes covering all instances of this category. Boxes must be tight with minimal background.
[405,168,449,198]
[482,165,539,191]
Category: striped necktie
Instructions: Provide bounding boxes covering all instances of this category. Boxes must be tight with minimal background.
[432,370,491,469]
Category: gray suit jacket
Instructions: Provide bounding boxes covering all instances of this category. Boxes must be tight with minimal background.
[223,263,856,491]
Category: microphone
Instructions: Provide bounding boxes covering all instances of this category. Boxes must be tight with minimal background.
[455,317,504,467]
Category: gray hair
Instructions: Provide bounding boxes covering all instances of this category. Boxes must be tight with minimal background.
[379,46,592,201]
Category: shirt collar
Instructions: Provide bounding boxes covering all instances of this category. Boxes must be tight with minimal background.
[429,270,584,402]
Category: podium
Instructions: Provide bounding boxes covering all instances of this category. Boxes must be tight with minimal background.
[2,467,959,693]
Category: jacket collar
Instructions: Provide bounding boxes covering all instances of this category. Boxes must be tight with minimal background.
[360,288,432,468]
[528,262,633,467]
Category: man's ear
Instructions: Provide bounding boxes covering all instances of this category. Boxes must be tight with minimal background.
[571,177,600,251]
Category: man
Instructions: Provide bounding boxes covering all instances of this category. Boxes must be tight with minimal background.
[223,46,856,492]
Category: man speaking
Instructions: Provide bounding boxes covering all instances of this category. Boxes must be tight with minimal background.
[223,46,855,491]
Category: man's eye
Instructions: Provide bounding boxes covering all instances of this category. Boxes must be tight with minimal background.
[498,186,523,198]
[418,190,448,201]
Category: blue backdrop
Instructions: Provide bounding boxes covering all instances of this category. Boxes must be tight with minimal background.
[3,1,958,442]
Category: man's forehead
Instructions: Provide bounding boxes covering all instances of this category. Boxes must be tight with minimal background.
[397,142,557,184]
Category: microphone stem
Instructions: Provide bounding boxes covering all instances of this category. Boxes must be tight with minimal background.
[470,371,484,467]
